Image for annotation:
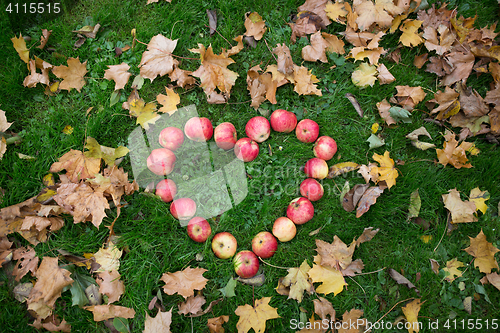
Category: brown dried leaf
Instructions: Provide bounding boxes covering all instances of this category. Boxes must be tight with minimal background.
[273,43,294,75]
[436,130,474,169]
[442,50,475,86]
[244,12,266,40]
[139,34,179,82]
[50,149,101,183]
[292,65,322,96]
[464,229,500,274]
[302,31,329,63]
[12,246,39,281]
[169,66,196,88]
[178,295,206,316]
[85,304,135,321]
[316,237,355,271]
[388,268,420,295]
[96,270,125,304]
[104,63,131,90]
[37,29,52,49]
[207,315,229,333]
[24,59,50,88]
[161,267,208,299]
[442,189,477,224]
[313,296,335,321]
[321,32,345,54]
[356,186,384,218]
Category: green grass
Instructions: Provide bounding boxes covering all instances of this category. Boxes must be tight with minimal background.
[1,0,500,332]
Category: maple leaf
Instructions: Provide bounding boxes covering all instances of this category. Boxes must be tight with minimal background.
[144,309,172,333]
[352,62,377,88]
[12,246,39,281]
[36,29,52,49]
[401,299,423,333]
[436,130,474,169]
[0,237,13,265]
[273,43,294,75]
[442,189,477,224]
[399,19,423,47]
[169,66,196,88]
[316,237,355,271]
[485,272,500,291]
[31,315,71,332]
[423,25,455,55]
[85,304,135,321]
[244,12,266,40]
[27,257,73,319]
[299,0,331,27]
[20,216,64,245]
[377,64,395,84]
[96,270,124,304]
[161,266,208,299]
[429,86,460,120]
[442,50,475,86]
[24,59,50,88]
[377,99,396,125]
[464,229,500,274]
[395,85,426,110]
[290,11,324,44]
[11,34,29,63]
[442,258,464,282]
[128,96,160,130]
[469,187,489,214]
[247,65,278,109]
[280,259,314,302]
[139,34,179,82]
[50,149,101,183]
[207,315,229,333]
[52,57,88,92]
[354,0,395,32]
[84,137,129,167]
[302,31,329,63]
[459,87,489,118]
[157,87,180,115]
[235,297,280,333]
[104,63,131,90]
[325,1,348,24]
[292,65,322,96]
[190,44,239,103]
[308,256,346,295]
[93,240,122,272]
[338,309,367,332]
[350,46,386,66]
[313,297,335,321]
[372,151,398,189]
[321,32,345,54]
[178,295,206,315]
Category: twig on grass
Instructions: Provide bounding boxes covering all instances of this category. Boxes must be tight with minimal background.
[203,25,232,47]
[353,267,385,276]
[258,257,288,270]
[433,215,448,252]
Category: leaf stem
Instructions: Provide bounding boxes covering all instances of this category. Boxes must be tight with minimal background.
[258,257,288,270]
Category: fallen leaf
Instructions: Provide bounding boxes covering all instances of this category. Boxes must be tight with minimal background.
[207,315,229,333]
[325,1,348,24]
[345,93,364,117]
[104,63,132,90]
[436,130,474,169]
[96,270,125,304]
[161,266,208,299]
[85,304,135,321]
[157,87,180,115]
[399,19,423,47]
[469,187,489,214]
[139,34,179,82]
[395,85,426,110]
[429,259,440,274]
[355,0,395,31]
[219,277,237,298]
[342,184,369,212]
[144,309,172,333]
[442,189,477,224]
[408,189,421,219]
[443,258,464,282]
[352,62,377,87]
[356,186,385,217]
[178,295,206,316]
[30,315,71,332]
[52,57,88,92]
[388,268,420,295]
[72,24,100,38]
[298,0,331,27]
[302,31,329,63]
[308,260,346,296]
[401,299,423,333]
[442,50,475,86]
[235,297,280,333]
[24,59,50,88]
[11,34,29,63]
[292,65,322,96]
[356,227,380,246]
[328,162,360,178]
[377,99,396,125]
[12,246,39,281]
[367,133,385,149]
[485,272,500,291]
[313,296,335,321]
[316,237,356,271]
[290,11,325,43]
[377,63,395,84]
[206,9,217,36]
[49,149,101,183]
[128,96,160,130]
[273,44,294,75]
[338,308,367,332]
[93,240,122,272]
[372,151,398,189]
[321,32,345,54]
[464,229,500,274]
[281,260,314,302]
[37,29,52,49]
[244,12,266,40]
[237,272,266,286]
[169,66,196,88]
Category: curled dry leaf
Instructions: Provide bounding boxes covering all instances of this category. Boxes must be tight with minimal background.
[328,162,360,178]
[12,246,39,281]
[273,43,294,75]
[356,186,384,218]
[207,315,229,333]
[429,259,440,274]
[388,268,420,295]
[345,93,364,117]
[377,99,396,126]
[313,297,335,321]
[36,29,51,49]
[237,272,265,286]
[342,183,369,212]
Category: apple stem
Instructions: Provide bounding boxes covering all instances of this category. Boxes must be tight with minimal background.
[258,257,288,270]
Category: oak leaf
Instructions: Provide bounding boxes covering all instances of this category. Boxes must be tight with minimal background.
[234,297,280,333]
[156,87,180,115]
[52,57,88,92]
[27,257,74,319]
[161,266,208,299]
[244,12,266,40]
[352,62,377,88]
[144,309,172,333]
[280,259,314,302]
[442,189,477,224]
[85,304,135,321]
[401,299,423,333]
[11,34,29,63]
[399,19,423,47]
[50,149,101,183]
[372,151,398,189]
[207,315,229,333]
[104,63,131,90]
[442,258,464,282]
[436,130,474,169]
[464,229,499,274]
[96,270,125,304]
[139,34,179,82]
[178,295,206,315]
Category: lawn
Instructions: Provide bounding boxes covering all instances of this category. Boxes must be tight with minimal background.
[1,0,500,332]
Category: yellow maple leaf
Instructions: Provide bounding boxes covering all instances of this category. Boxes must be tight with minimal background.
[442,189,477,224]
[308,259,346,296]
[281,260,314,303]
[11,34,29,63]
[325,1,348,23]
[355,0,394,31]
[157,86,180,115]
[399,19,423,47]
[160,267,208,299]
[401,299,424,333]
[129,98,160,130]
[84,137,129,166]
[464,229,500,274]
[442,258,464,282]
[52,57,88,92]
[469,187,489,214]
[235,297,280,333]
[321,32,345,54]
[372,151,398,189]
[292,65,322,96]
[352,62,377,88]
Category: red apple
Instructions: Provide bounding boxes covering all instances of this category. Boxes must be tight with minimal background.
[304,158,328,179]
[184,117,213,142]
[270,109,297,133]
[170,198,197,220]
[233,250,259,278]
[155,179,177,203]
[252,231,278,258]
[212,232,238,259]
[158,127,184,151]
[286,197,314,225]
[245,116,270,143]
[214,122,237,150]
[147,148,176,175]
[187,217,211,243]
[300,178,324,202]
[272,217,296,242]
[234,138,259,162]
[313,136,337,161]
[295,119,319,143]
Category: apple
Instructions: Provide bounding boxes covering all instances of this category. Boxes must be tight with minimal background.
[214,122,237,150]
[251,231,278,258]
[158,127,184,151]
[270,109,297,133]
[272,217,297,242]
[170,198,197,220]
[300,178,324,202]
[234,138,259,162]
[212,232,238,259]
[233,250,260,278]
[187,217,212,243]
[155,179,177,203]
[313,136,337,161]
[147,148,176,176]
[245,116,271,143]
[304,158,329,179]
[295,119,320,143]
[286,197,314,225]
[184,117,214,142]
